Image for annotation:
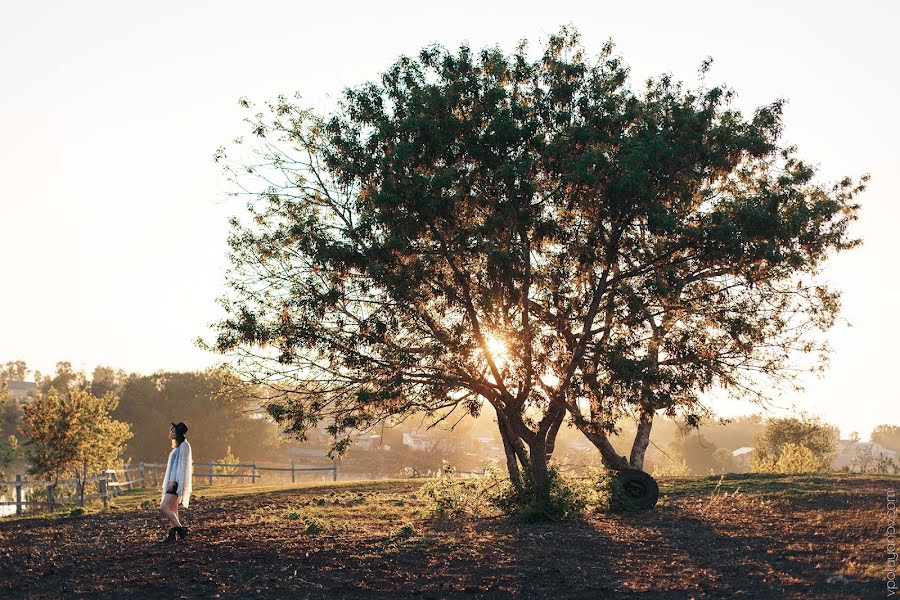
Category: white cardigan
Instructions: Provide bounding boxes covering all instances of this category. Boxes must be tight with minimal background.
[160,440,193,508]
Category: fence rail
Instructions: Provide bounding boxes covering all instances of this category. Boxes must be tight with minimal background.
[0,457,338,516]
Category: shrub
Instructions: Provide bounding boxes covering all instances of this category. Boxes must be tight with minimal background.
[491,462,589,522]
[394,524,416,538]
[752,442,829,473]
[420,459,593,522]
[304,518,324,534]
[418,461,488,517]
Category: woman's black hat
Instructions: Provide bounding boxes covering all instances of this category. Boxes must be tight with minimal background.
[171,422,189,436]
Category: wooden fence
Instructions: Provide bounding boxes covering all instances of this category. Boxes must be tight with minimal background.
[0,458,338,516]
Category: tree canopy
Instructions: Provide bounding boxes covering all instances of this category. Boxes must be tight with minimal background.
[205,26,866,510]
[18,387,132,494]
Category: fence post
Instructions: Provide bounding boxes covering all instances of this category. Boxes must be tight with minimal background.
[252,460,257,484]
[106,469,120,497]
[332,458,337,482]
[100,474,108,509]
[208,460,214,486]
[15,474,22,515]
[291,459,295,483]
[47,484,55,512]
[139,463,146,488]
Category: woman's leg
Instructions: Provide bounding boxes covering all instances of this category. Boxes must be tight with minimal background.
[158,493,183,528]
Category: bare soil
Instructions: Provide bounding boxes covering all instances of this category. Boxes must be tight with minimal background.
[0,474,893,599]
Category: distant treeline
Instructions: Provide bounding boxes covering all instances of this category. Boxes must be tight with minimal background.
[1,360,282,465]
[2,359,898,479]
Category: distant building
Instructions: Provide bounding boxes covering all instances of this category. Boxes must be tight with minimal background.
[475,436,502,455]
[833,440,897,472]
[403,432,437,451]
[357,433,386,451]
[5,380,36,401]
[731,446,755,471]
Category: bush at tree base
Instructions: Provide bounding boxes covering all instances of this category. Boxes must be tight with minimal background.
[419,460,644,522]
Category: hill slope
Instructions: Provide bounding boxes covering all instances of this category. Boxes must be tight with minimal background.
[0,474,892,598]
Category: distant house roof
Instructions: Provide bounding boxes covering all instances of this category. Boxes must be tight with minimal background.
[5,380,36,399]
[832,441,897,469]
[842,441,896,458]
[732,446,755,457]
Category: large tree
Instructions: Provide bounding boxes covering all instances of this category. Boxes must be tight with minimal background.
[204,27,865,510]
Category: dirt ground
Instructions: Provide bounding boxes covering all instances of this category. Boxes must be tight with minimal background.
[0,474,893,599]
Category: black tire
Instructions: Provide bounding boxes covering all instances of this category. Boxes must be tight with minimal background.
[612,468,659,511]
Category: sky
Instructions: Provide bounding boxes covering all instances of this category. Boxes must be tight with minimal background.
[1,1,897,438]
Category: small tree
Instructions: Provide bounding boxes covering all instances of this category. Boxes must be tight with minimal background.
[753,441,828,473]
[875,455,897,474]
[712,448,735,474]
[751,415,837,473]
[854,444,875,473]
[215,445,242,485]
[19,388,132,504]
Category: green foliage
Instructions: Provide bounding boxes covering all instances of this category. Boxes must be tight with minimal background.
[0,360,31,382]
[420,459,590,522]
[304,519,324,534]
[19,388,132,487]
[712,447,736,473]
[0,435,19,480]
[206,25,867,509]
[418,461,492,518]
[751,415,838,474]
[283,508,303,520]
[874,455,897,474]
[215,445,241,485]
[394,524,416,538]
[112,369,282,463]
[0,387,23,440]
[871,425,900,454]
[494,463,588,523]
[652,455,690,478]
[752,442,829,474]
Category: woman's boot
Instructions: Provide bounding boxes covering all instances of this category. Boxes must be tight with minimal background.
[158,526,177,545]
[175,526,188,540]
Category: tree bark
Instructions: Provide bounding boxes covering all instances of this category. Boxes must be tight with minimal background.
[526,437,551,512]
[543,404,567,460]
[497,416,523,490]
[579,428,632,470]
[629,410,654,471]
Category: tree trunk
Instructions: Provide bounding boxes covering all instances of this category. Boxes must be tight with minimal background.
[629,410,654,471]
[80,459,87,506]
[527,438,551,512]
[497,417,522,490]
[579,428,632,470]
[543,404,566,460]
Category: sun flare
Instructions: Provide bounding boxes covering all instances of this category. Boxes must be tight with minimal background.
[473,333,509,370]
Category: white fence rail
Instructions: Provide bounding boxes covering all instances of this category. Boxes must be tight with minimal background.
[0,458,338,516]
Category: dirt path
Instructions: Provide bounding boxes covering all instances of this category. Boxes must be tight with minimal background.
[0,475,892,598]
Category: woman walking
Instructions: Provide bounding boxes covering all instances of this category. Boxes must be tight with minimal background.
[158,421,193,544]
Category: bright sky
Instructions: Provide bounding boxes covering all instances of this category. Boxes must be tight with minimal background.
[1,1,897,438]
